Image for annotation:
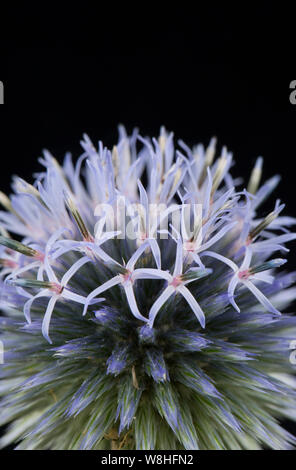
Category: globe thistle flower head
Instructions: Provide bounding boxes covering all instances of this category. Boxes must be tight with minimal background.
[0,126,296,450]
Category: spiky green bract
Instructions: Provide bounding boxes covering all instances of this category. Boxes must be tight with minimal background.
[0,127,296,450]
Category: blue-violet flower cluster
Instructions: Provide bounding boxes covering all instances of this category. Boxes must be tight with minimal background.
[0,127,296,449]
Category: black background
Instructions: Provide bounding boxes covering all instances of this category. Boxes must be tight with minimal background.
[0,2,296,450]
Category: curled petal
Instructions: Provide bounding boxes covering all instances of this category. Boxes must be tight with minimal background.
[23,290,51,324]
[177,285,205,328]
[123,282,148,323]
[228,275,240,313]
[149,286,175,327]
[244,280,281,315]
[42,295,59,344]
[82,276,121,316]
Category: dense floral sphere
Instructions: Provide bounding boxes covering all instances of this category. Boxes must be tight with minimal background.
[0,127,296,449]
